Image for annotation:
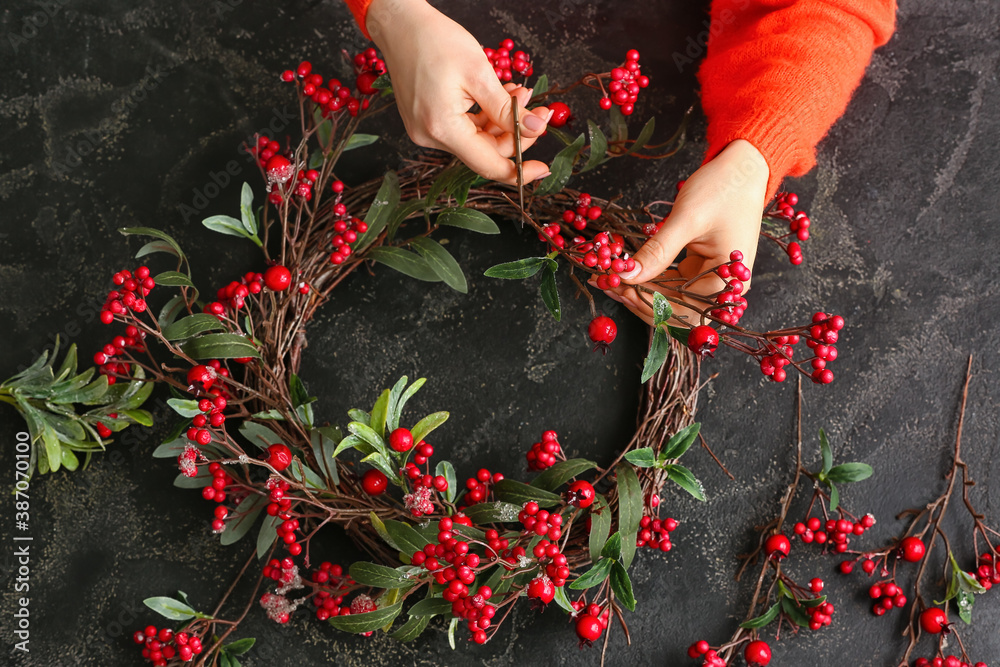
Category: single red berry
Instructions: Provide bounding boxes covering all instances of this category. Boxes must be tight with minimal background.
[547,101,572,128]
[588,316,617,354]
[389,427,414,453]
[187,364,216,389]
[526,575,555,604]
[899,536,926,562]
[356,71,379,95]
[566,480,596,508]
[809,577,824,593]
[265,155,293,184]
[919,607,948,634]
[361,469,388,495]
[263,265,292,291]
[266,443,293,472]
[764,534,791,560]
[687,325,719,358]
[575,614,602,642]
[744,640,772,666]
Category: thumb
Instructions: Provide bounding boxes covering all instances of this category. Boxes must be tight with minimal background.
[472,72,517,134]
[620,213,694,284]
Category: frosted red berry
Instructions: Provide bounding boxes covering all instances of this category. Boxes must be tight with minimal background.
[687,325,719,358]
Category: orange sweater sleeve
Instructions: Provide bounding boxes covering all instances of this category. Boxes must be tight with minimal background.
[344,0,374,39]
[697,0,896,198]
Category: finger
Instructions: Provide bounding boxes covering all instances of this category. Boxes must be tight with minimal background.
[492,109,552,157]
[472,73,550,141]
[618,211,698,284]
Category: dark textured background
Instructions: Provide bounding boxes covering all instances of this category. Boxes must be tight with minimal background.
[2,1,999,665]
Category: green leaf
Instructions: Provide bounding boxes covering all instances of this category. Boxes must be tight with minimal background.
[530,73,548,99]
[951,552,988,595]
[740,603,781,629]
[256,514,280,559]
[167,398,202,418]
[493,479,562,507]
[328,600,403,634]
[666,325,690,345]
[616,463,642,568]
[640,327,669,383]
[389,377,424,431]
[119,409,153,427]
[569,558,613,590]
[660,423,701,461]
[312,426,341,486]
[410,237,468,293]
[530,458,598,491]
[356,171,401,252]
[386,198,428,242]
[223,637,255,655]
[552,585,574,614]
[347,422,390,459]
[369,512,400,552]
[202,215,254,240]
[447,617,459,650]
[361,452,398,482]
[819,428,833,475]
[410,411,449,445]
[371,73,392,92]
[624,448,656,468]
[435,460,457,503]
[158,295,188,329]
[608,106,627,143]
[781,597,811,628]
[239,183,256,235]
[389,614,430,641]
[332,434,364,458]
[368,247,441,282]
[289,374,310,410]
[665,464,706,501]
[220,494,265,546]
[582,120,608,172]
[462,501,522,525]
[152,438,190,458]
[825,462,874,484]
[623,116,656,156]
[181,333,259,360]
[539,265,561,321]
[162,314,225,341]
[174,468,212,489]
[150,271,194,288]
[588,495,612,562]
[535,133,585,196]
[348,409,371,426]
[287,460,326,491]
[119,227,185,259]
[143,596,201,621]
[957,590,975,624]
[406,596,453,618]
[384,520,432,556]
[344,133,380,151]
[652,292,672,327]
[135,239,180,260]
[610,561,636,611]
[601,532,623,561]
[219,654,234,667]
[349,562,416,589]
[484,256,554,279]
[436,208,500,234]
[828,481,839,512]
[238,421,282,450]
[800,595,828,608]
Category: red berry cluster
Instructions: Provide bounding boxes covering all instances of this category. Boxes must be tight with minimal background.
[758,334,799,383]
[687,639,727,665]
[99,266,155,324]
[805,598,836,630]
[484,38,532,82]
[805,312,844,384]
[526,430,562,471]
[133,625,203,665]
[280,59,372,117]
[637,515,678,552]
[262,557,303,591]
[793,513,875,553]
[572,603,610,645]
[451,582,497,645]
[766,192,810,265]
[914,657,988,667]
[352,47,388,95]
[598,50,649,115]
[867,580,908,617]
[263,477,303,554]
[247,136,286,176]
[182,394,228,451]
[259,592,304,625]
[310,561,349,621]
[328,181,369,266]
[198,462,237,533]
[518,501,564,541]
[973,552,1000,589]
[93,323,146,385]
[219,272,264,310]
[460,467,504,507]
[561,193,603,232]
[710,251,751,326]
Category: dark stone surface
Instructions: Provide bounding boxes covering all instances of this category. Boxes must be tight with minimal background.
[1,1,999,665]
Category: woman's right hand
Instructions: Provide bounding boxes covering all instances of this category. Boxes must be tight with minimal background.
[366,0,552,184]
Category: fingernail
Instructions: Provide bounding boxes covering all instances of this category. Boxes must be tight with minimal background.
[533,171,551,181]
[618,262,641,281]
[523,113,547,132]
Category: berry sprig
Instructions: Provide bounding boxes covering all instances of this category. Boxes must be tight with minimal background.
[484,38,533,82]
[760,192,810,265]
[596,49,649,116]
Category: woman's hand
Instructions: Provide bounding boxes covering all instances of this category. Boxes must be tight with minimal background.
[366,0,552,184]
[597,139,770,326]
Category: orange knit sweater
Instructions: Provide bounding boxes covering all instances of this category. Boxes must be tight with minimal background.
[343,0,897,197]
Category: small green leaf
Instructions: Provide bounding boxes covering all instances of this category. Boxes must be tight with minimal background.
[119,227,185,259]
[369,512,400,552]
[664,464,706,501]
[238,421,282,450]
[327,600,403,634]
[569,558,613,590]
[623,116,656,156]
[616,463,642,568]
[406,597,454,617]
[435,460,457,503]
[347,422,390,459]
[530,458,598,491]
[386,198,428,242]
[361,452,398,482]
[652,292,672,327]
[344,133,380,151]
[389,614,430,641]
[957,590,975,624]
[256,514,280,559]
[624,448,656,468]
[582,120,608,172]
[135,239,180,260]
[819,429,833,475]
[447,617,459,650]
[368,247,441,282]
[601,532,623,560]
[158,295,188,329]
[410,411,449,445]
[640,327,670,383]
[410,237,467,293]
[220,494,266,546]
[610,561,636,611]
[143,596,201,621]
[349,562,415,589]
[389,377,424,431]
[781,597,811,628]
[181,333,259,360]
[356,171,401,252]
[608,106,627,143]
[462,501,522,525]
[535,133,585,195]
[740,603,780,629]
[493,479,562,507]
[371,73,392,92]
[539,265,561,321]
[828,481,839,512]
[588,494,612,562]
[666,325,690,344]
[530,74,548,99]
[167,398,202,418]
[384,520,432,556]
[239,183,256,235]
[484,256,553,279]
[660,423,701,461]
[202,215,253,240]
[436,208,500,234]
[223,637,255,655]
[153,271,195,288]
[289,374,311,410]
[552,585,574,614]
[826,462,874,484]
[162,314,225,341]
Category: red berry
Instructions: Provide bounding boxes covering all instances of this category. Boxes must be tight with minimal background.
[263,265,292,291]
[575,614,602,642]
[265,155,293,184]
[389,428,414,453]
[186,364,216,389]
[588,316,617,353]
[687,325,719,358]
[361,469,388,495]
[919,607,948,634]
[266,444,293,472]
[566,480,596,508]
[744,640,772,666]
[526,575,555,604]
[764,534,790,560]
[899,536,926,562]
[547,101,572,128]
[356,71,378,95]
